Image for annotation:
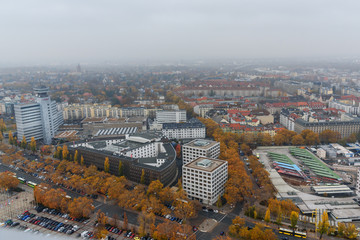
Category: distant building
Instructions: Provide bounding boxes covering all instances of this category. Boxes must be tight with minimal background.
[162,118,205,140]
[329,100,360,115]
[182,157,228,205]
[15,87,63,144]
[156,110,186,124]
[294,118,360,139]
[194,104,214,117]
[182,139,220,165]
[121,107,146,118]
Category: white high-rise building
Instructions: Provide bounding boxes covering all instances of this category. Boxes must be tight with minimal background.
[15,87,63,144]
[182,157,228,205]
[182,139,220,165]
[156,110,186,124]
[356,168,360,197]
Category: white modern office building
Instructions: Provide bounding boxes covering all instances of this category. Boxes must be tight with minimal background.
[182,157,228,205]
[156,110,186,124]
[182,139,220,165]
[357,168,360,197]
[15,87,63,144]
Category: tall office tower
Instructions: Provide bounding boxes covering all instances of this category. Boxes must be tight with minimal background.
[15,87,64,144]
[357,168,360,197]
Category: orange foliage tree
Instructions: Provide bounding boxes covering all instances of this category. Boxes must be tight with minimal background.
[0,171,19,190]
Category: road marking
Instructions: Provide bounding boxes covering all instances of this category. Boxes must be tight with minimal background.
[94,203,103,209]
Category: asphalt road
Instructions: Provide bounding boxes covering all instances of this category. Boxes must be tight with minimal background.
[194,203,301,240]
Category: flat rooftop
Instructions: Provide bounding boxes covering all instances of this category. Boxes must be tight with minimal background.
[95,127,138,136]
[184,139,219,149]
[184,157,226,172]
[81,117,107,123]
[54,130,78,139]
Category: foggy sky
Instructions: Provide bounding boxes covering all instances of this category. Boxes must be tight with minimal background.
[1,0,360,65]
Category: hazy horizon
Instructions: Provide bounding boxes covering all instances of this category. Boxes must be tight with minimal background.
[1,0,360,66]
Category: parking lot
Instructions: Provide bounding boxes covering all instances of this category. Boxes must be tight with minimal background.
[2,204,150,240]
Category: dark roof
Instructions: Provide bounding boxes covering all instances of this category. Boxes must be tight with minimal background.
[163,119,205,129]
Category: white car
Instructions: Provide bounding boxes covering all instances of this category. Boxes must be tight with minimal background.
[213,210,219,213]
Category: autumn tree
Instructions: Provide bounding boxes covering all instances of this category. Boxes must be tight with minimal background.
[94,226,108,239]
[96,210,108,225]
[153,220,193,240]
[20,135,27,149]
[228,216,245,238]
[104,157,109,172]
[123,212,128,230]
[62,144,69,160]
[147,180,163,197]
[319,129,341,144]
[261,133,272,146]
[248,224,277,240]
[175,144,181,158]
[138,210,155,237]
[274,133,286,146]
[346,133,357,143]
[291,134,304,146]
[118,161,123,176]
[277,129,297,144]
[264,208,271,223]
[73,150,78,164]
[94,211,108,239]
[338,222,346,237]
[80,155,84,166]
[198,117,219,138]
[8,131,14,145]
[29,137,36,153]
[216,196,223,208]
[0,132,3,143]
[290,211,299,231]
[240,143,251,155]
[54,146,62,159]
[0,118,6,133]
[276,208,282,226]
[68,196,94,218]
[317,210,329,239]
[140,169,145,184]
[344,223,359,239]
[0,172,19,190]
[174,198,196,224]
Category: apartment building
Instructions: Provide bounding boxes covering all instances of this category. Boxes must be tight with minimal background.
[162,119,205,140]
[294,118,360,139]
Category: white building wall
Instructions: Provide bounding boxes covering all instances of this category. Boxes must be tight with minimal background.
[156,110,186,124]
[182,142,220,165]
[182,161,228,205]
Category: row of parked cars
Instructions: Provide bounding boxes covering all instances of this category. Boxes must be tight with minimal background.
[1,219,42,235]
[154,212,183,224]
[103,224,154,240]
[35,205,89,223]
[18,210,79,235]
